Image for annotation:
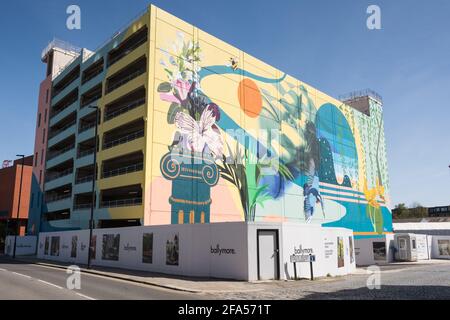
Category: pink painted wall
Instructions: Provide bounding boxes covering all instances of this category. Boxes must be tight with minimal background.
[33,76,52,187]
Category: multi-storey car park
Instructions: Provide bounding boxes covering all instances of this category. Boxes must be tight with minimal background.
[27,4,392,254]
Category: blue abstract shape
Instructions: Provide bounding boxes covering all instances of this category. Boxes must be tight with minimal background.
[199,65,286,83]
[315,103,358,187]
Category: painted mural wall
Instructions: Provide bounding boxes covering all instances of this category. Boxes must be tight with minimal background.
[34,6,392,237]
[149,7,392,239]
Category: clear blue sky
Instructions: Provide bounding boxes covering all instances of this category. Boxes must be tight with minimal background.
[0,0,449,208]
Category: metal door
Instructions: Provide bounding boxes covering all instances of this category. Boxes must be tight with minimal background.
[257,230,279,280]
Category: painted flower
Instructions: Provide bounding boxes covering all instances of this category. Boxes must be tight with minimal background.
[206,103,220,121]
[160,79,193,105]
[174,109,223,158]
[364,180,380,208]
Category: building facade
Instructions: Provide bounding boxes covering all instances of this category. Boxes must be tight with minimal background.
[27,39,82,235]
[0,156,33,248]
[29,5,392,240]
[428,206,450,217]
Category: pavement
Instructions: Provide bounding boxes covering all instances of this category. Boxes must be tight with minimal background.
[210,259,450,300]
[1,254,450,299]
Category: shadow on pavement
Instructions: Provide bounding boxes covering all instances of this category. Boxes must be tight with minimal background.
[302,285,450,300]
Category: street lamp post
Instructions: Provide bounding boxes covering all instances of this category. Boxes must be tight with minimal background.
[12,154,25,259]
[87,106,99,269]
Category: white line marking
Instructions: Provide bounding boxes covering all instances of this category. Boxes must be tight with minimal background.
[12,272,32,279]
[37,279,63,289]
[75,292,96,300]
[2,265,97,298]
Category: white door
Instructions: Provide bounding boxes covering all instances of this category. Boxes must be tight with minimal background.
[398,238,407,260]
[258,230,279,280]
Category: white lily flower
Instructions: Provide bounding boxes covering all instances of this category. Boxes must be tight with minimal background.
[174,109,223,158]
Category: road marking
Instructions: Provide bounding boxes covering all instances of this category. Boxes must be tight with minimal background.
[75,292,96,300]
[24,261,184,295]
[0,264,98,299]
[12,272,32,279]
[37,279,63,289]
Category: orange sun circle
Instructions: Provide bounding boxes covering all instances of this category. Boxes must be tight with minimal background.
[238,78,263,117]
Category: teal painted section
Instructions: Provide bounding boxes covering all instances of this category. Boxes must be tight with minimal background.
[199,66,287,83]
[49,101,77,127]
[47,124,76,148]
[26,174,42,235]
[52,55,82,90]
[51,78,80,106]
[44,174,73,191]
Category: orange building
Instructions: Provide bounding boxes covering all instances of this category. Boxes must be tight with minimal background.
[0,156,33,248]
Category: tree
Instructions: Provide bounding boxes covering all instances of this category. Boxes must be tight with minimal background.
[392,203,408,219]
[392,202,429,219]
[409,203,428,218]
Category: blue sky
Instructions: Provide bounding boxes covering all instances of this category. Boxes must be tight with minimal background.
[0,0,449,208]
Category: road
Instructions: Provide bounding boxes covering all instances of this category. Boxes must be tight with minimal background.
[0,257,202,300]
[2,256,450,300]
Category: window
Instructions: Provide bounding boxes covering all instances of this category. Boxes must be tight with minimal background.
[44,109,48,123]
[38,113,42,128]
[35,152,38,166]
[412,239,416,249]
[41,149,44,165]
[46,89,49,103]
[42,129,46,144]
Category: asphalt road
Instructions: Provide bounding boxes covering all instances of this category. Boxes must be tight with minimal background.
[2,256,450,300]
[0,258,202,300]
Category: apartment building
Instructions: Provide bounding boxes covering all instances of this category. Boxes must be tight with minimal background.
[0,156,33,248]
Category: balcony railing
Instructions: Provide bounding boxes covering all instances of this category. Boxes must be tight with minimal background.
[73,203,92,210]
[82,65,103,85]
[106,68,145,94]
[102,163,143,179]
[103,129,144,150]
[108,35,147,67]
[79,122,96,133]
[46,168,74,182]
[100,197,142,208]
[77,148,95,159]
[46,193,72,203]
[47,145,75,160]
[50,98,77,120]
[48,122,76,139]
[81,93,102,109]
[52,72,79,98]
[104,98,145,121]
[75,175,94,184]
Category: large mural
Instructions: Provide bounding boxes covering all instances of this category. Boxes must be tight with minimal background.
[154,29,392,239]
